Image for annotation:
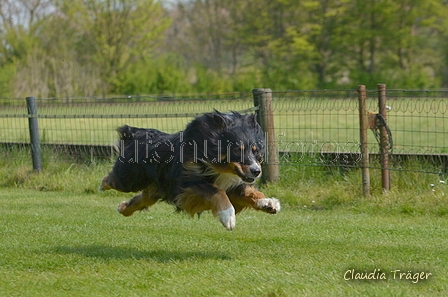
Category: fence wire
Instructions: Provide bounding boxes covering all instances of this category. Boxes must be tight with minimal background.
[1,89,448,175]
[382,90,448,174]
[0,93,254,160]
[269,90,364,169]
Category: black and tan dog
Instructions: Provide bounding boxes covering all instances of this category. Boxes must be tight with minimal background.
[99,110,280,230]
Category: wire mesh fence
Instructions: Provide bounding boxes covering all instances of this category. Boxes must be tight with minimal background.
[378,90,448,175]
[1,88,448,177]
[0,93,255,160]
[270,90,364,169]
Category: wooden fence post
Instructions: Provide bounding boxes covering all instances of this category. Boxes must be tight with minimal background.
[357,85,370,196]
[252,88,279,183]
[377,83,390,192]
[26,96,42,172]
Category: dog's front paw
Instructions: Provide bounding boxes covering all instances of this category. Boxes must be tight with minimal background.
[257,198,281,214]
[217,207,236,231]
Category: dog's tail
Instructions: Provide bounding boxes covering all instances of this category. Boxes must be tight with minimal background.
[116,125,138,141]
[114,125,137,154]
[114,125,170,154]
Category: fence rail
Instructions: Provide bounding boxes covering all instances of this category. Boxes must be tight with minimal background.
[1,86,448,192]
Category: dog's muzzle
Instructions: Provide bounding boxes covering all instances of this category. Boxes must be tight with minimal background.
[241,163,262,183]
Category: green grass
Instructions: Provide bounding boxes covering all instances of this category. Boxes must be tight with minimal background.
[1,148,448,296]
[1,189,447,296]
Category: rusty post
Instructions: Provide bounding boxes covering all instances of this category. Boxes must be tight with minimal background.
[378,83,390,192]
[252,88,279,183]
[357,85,370,196]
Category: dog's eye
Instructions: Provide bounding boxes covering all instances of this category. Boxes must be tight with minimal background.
[252,144,261,156]
[233,147,242,155]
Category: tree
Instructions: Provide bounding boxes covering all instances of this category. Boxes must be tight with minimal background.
[0,0,172,97]
[57,0,171,95]
[338,0,446,88]
[0,0,54,97]
[2,0,448,97]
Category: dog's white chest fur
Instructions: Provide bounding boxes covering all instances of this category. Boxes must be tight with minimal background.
[214,173,242,191]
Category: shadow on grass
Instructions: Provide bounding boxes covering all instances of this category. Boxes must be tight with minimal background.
[54,245,232,262]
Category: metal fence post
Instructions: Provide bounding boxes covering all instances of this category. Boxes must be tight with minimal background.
[377,84,390,192]
[252,88,279,183]
[26,96,43,172]
[357,85,370,196]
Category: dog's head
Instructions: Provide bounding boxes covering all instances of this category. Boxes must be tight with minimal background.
[184,110,265,184]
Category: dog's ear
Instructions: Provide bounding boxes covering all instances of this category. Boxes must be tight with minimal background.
[246,113,258,128]
[206,110,227,129]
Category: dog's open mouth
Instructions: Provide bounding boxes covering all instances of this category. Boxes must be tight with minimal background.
[241,176,255,183]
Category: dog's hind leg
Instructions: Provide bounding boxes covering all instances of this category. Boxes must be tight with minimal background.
[98,172,122,192]
[117,187,159,216]
[98,175,112,191]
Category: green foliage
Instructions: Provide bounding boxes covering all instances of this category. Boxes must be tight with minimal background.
[349,65,441,89]
[261,58,318,90]
[193,65,234,93]
[385,65,441,89]
[0,63,16,97]
[1,0,448,96]
[117,54,193,94]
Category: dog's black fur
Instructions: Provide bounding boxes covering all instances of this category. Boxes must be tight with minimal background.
[100,110,280,230]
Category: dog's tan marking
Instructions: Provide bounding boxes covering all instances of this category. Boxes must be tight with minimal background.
[214,173,242,191]
[209,162,253,178]
[176,187,236,230]
[183,160,259,184]
[175,188,211,216]
[209,190,234,215]
[228,184,263,213]
[208,162,237,174]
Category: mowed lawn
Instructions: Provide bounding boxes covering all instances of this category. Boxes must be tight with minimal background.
[0,188,447,296]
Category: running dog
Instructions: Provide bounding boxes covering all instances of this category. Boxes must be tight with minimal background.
[99,110,280,230]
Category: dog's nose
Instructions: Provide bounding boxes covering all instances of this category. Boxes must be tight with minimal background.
[250,166,261,177]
